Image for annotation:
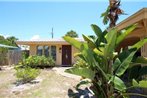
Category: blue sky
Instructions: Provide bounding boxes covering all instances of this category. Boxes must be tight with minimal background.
[0,0,147,40]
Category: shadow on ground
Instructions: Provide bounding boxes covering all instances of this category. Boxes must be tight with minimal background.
[68,87,96,98]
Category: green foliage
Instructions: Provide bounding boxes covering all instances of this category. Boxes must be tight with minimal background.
[111,76,126,92]
[101,7,110,25]
[65,30,78,38]
[63,24,147,98]
[76,80,91,89]
[0,48,8,65]
[101,0,124,27]
[0,35,18,65]
[132,79,147,88]
[65,67,95,80]
[116,24,137,46]
[63,36,82,50]
[22,55,55,68]
[0,35,18,46]
[73,58,88,68]
[15,67,40,83]
[6,36,18,46]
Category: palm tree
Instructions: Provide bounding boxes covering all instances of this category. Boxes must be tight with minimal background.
[102,0,124,28]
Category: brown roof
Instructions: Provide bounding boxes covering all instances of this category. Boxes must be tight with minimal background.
[116,8,147,30]
[16,38,84,45]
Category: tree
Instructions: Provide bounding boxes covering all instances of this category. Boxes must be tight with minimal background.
[101,0,124,28]
[0,35,18,46]
[6,36,18,46]
[0,35,5,40]
[0,35,10,46]
[65,30,78,38]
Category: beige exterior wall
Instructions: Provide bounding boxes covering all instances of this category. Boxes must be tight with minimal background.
[56,44,62,65]
[29,44,78,65]
[72,46,79,64]
[30,45,37,56]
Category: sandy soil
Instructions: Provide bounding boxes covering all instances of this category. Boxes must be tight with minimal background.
[0,67,80,98]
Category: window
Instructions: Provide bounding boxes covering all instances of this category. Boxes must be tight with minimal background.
[51,46,56,61]
[36,45,56,61]
[37,46,43,56]
[44,46,49,57]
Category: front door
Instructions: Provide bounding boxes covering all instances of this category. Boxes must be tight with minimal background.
[62,45,72,65]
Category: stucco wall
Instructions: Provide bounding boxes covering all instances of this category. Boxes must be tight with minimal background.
[29,45,37,56]
[29,44,78,65]
[56,44,62,65]
[72,46,79,64]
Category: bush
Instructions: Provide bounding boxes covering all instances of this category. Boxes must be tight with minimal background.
[74,58,88,68]
[15,67,40,83]
[22,55,55,68]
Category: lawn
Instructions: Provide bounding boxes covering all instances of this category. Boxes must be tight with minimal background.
[0,67,80,98]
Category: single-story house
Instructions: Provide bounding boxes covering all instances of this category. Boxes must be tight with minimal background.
[16,8,147,66]
[16,38,84,66]
[116,8,147,57]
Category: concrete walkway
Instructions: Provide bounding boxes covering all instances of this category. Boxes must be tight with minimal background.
[52,67,81,80]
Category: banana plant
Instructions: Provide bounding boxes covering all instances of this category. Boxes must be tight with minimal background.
[63,24,147,98]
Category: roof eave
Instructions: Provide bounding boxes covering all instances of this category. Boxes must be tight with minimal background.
[116,8,147,30]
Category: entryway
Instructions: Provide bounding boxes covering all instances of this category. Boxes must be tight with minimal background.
[62,45,72,66]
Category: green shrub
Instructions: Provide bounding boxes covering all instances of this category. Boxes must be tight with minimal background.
[22,55,55,68]
[74,58,88,68]
[15,67,40,83]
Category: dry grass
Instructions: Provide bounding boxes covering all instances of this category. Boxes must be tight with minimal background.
[0,67,79,98]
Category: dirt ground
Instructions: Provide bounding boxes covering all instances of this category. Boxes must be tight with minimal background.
[0,66,80,98]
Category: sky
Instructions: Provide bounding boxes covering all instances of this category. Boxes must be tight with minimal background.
[0,0,147,41]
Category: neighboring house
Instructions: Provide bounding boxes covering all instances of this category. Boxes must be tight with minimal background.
[16,38,84,66]
[16,8,147,66]
[116,8,147,57]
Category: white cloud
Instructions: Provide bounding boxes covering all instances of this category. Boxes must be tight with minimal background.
[30,35,41,41]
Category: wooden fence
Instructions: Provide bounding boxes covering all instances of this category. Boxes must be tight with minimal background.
[0,51,8,65]
[7,50,22,65]
[0,50,22,65]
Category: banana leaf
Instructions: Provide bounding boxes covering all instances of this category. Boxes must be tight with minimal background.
[63,36,82,50]
[104,29,117,59]
[111,76,126,92]
[65,67,95,80]
[116,24,136,46]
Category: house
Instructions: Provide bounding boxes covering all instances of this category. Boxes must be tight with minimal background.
[116,8,147,57]
[16,38,84,66]
[16,8,147,66]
